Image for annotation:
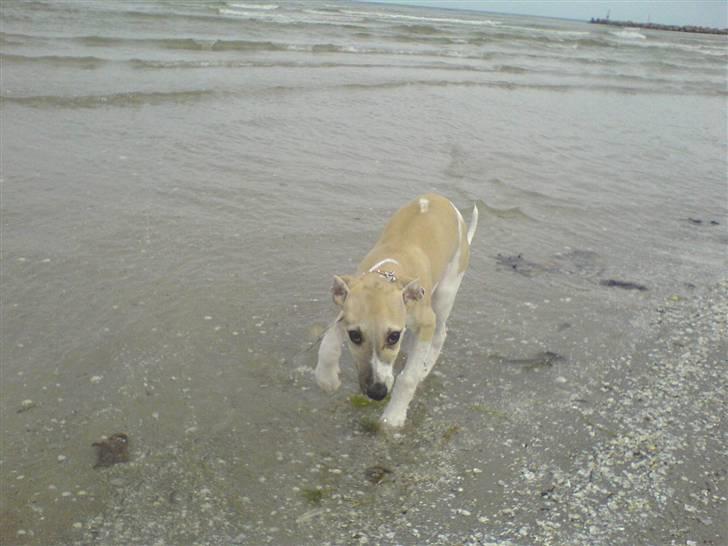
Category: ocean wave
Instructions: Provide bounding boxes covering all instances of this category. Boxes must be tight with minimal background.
[332,79,726,98]
[0,31,45,44]
[7,32,371,54]
[218,8,280,19]
[340,9,500,27]
[113,8,233,24]
[499,25,592,38]
[469,31,612,50]
[127,58,400,70]
[217,7,366,28]
[494,65,528,74]
[392,33,456,45]
[477,202,534,221]
[0,53,110,68]
[5,2,242,26]
[0,35,32,46]
[118,57,724,87]
[646,40,727,58]
[6,34,413,55]
[71,35,292,52]
[610,29,647,40]
[211,39,289,51]
[227,2,279,9]
[302,7,344,14]
[2,76,723,112]
[393,23,442,35]
[537,29,592,38]
[1,89,219,108]
[610,37,728,62]
[8,29,721,74]
[485,178,571,206]
[129,58,223,69]
[123,57,527,76]
[572,37,616,48]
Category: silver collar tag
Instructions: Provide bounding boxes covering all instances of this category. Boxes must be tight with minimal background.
[375,270,397,283]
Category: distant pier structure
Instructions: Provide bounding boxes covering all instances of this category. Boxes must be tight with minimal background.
[589,17,728,35]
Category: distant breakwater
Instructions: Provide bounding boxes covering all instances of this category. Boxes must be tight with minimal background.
[590,18,728,35]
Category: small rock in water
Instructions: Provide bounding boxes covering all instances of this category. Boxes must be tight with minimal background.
[364,465,392,484]
[92,433,130,468]
[18,399,36,413]
[599,279,648,291]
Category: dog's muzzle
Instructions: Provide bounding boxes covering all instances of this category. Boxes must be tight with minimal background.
[366,382,388,401]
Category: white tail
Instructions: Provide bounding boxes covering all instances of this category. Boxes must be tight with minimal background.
[467,203,479,244]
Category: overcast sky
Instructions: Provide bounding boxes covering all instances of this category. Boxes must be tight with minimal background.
[369,1,728,28]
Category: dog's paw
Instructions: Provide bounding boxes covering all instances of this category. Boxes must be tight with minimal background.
[314,366,341,393]
[379,408,406,429]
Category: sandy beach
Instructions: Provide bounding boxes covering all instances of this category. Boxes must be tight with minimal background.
[6,280,724,545]
[2,1,726,544]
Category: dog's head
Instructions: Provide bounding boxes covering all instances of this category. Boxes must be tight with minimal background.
[331,273,424,400]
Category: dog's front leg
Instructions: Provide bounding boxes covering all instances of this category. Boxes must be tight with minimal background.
[315,321,343,392]
[380,308,436,428]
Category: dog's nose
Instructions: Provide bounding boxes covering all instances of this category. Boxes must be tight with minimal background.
[366,383,387,401]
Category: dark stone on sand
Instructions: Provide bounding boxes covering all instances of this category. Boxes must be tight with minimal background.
[495,249,605,280]
[92,433,130,468]
[686,217,720,226]
[364,465,392,484]
[600,279,648,291]
[494,350,566,371]
[495,253,554,277]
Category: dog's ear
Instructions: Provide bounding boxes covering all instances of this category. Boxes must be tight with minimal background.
[332,275,353,306]
[401,278,425,304]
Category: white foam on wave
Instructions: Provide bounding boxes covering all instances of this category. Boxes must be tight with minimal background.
[220,7,359,27]
[502,25,591,38]
[219,7,301,24]
[621,38,726,59]
[219,8,259,18]
[228,2,278,10]
[668,43,728,57]
[610,29,647,40]
[341,10,500,27]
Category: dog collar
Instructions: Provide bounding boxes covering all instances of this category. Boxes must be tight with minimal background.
[368,258,399,283]
[368,259,399,283]
[374,269,397,283]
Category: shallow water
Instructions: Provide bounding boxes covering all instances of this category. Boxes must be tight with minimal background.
[1,1,726,544]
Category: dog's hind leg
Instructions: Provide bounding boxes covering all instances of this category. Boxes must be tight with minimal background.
[315,322,343,392]
[428,271,464,368]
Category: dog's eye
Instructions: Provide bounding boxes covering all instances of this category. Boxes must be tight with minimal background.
[386,331,401,346]
[348,330,363,345]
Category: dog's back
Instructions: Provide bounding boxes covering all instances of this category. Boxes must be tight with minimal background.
[359,193,467,286]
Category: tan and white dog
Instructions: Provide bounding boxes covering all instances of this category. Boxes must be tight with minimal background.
[314,193,478,428]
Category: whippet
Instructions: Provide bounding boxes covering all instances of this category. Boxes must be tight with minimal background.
[314,193,478,428]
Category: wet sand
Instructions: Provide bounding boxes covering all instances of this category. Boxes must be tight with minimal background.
[4,280,724,545]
